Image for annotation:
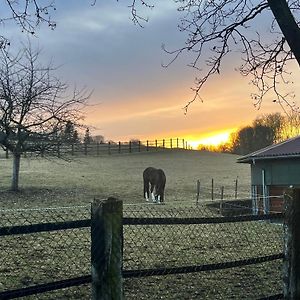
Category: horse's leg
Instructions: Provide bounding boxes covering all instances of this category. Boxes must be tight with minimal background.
[157,194,161,203]
[160,189,164,203]
[144,180,149,201]
[150,184,156,202]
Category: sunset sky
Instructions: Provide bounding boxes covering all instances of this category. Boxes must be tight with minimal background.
[4,1,300,147]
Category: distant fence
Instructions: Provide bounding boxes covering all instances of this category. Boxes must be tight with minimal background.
[3,191,300,299]
[195,179,286,217]
[0,138,191,159]
[196,178,251,203]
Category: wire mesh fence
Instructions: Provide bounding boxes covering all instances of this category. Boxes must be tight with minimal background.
[123,203,283,299]
[0,206,91,299]
[0,199,284,299]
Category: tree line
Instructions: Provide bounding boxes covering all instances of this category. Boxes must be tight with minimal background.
[198,112,300,155]
[59,122,105,145]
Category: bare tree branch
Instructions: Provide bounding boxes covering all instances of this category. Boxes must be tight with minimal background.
[118,0,154,27]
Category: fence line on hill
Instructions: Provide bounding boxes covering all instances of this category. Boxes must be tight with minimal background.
[0,138,191,159]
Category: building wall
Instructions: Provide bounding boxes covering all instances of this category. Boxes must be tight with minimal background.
[249,158,300,214]
[250,158,300,186]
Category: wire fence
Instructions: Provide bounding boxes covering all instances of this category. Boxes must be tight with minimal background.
[123,203,283,299]
[0,206,91,299]
[0,199,284,299]
[196,178,251,203]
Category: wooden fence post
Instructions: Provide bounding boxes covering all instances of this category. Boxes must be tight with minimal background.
[170,138,173,149]
[211,178,214,200]
[118,142,121,154]
[138,141,141,152]
[146,140,149,151]
[91,197,123,300]
[196,180,200,205]
[283,189,300,299]
[155,140,157,150]
[176,138,179,148]
[220,186,224,214]
[220,186,224,200]
[108,142,111,155]
[5,148,9,159]
[129,141,132,153]
[234,178,238,199]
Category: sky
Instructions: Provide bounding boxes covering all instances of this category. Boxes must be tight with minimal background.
[3,1,300,147]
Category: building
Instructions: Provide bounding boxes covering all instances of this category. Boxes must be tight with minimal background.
[237,135,300,214]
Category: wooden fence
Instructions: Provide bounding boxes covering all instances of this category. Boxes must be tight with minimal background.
[2,191,300,299]
[1,138,191,158]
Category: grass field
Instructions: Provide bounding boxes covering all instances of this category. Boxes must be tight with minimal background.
[0,150,283,299]
[0,149,251,208]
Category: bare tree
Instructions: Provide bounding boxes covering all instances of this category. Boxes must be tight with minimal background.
[0,44,90,191]
[164,1,300,112]
[278,111,300,140]
[127,1,300,113]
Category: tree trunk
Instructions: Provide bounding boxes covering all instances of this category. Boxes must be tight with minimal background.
[268,0,300,67]
[11,153,21,191]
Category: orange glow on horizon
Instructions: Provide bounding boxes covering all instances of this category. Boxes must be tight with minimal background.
[188,129,235,149]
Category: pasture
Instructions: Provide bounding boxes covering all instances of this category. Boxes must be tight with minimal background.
[0,150,283,299]
[0,149,251,208]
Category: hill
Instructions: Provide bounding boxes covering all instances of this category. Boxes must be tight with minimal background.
[0,150,250,209]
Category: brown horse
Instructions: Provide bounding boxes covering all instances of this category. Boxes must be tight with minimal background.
[143,167,166,203]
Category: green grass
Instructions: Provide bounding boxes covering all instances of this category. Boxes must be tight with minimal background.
[0,150,283,299]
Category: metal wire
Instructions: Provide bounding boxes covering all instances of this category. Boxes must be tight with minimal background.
[0,202,283,299]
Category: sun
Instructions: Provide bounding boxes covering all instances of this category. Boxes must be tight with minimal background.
[189,130,233,149]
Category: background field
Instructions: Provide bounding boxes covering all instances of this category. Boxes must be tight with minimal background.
[0,150,284,299]
[0,149,251,208]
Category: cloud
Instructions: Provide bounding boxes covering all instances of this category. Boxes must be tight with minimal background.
[59,4,129,33]
[4,2,298,143]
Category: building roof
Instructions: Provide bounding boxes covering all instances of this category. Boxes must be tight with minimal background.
[237,135,300,163]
